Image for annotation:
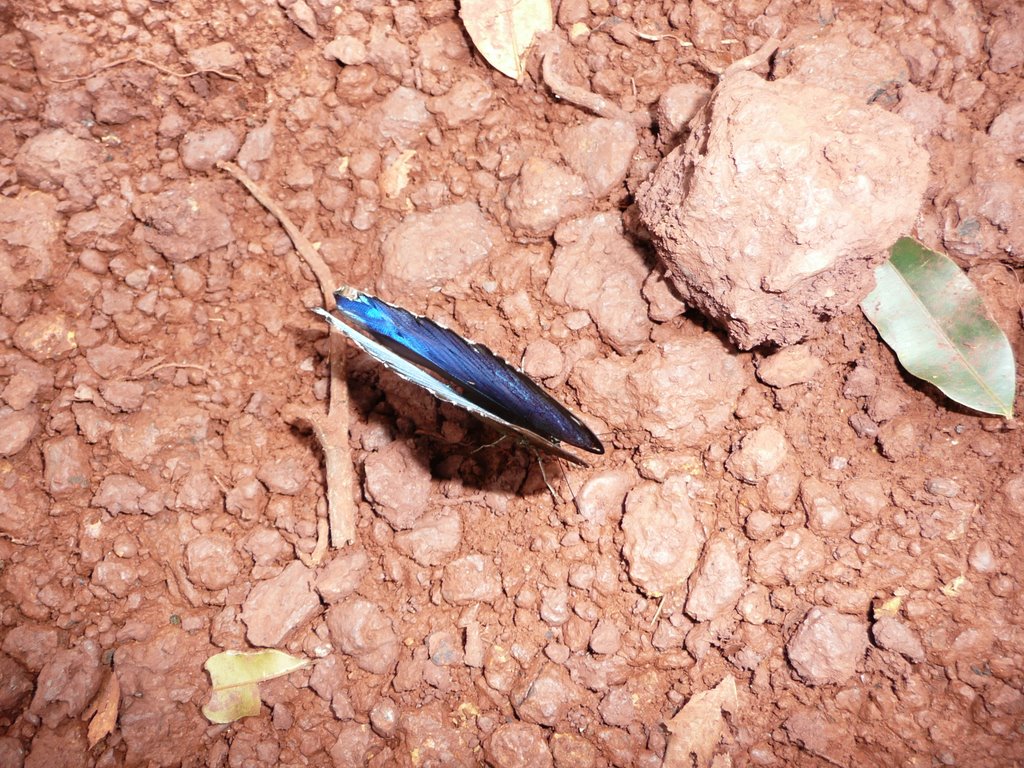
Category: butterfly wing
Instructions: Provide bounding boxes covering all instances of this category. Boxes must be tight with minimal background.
[313,306,594,466]
[316,287,604,459]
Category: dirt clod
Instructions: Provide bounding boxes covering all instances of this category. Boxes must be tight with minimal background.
[185,533,242,591]
[787,606,869,685]
[639,70,930,348]
[548,214,651,354]
[326,598,399,675]
[363,440,431,529]
[512,663,579,727]
[379,202,499,296]
[506,157,591,238]
[3,2,1023,765]
[0,412,37,457]
[241,562,320,647]
[179,127,241,172]
[685,537,746,621]
[622,478,704,596]
[726,425,789,484]
[134,181,234,264]
[28,640,102,728]
[442,554,502,605]
[872,616,927,663]
[486,722,554,768]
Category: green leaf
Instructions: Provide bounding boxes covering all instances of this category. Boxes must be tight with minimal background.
[202,650,309,724]
[861,237,1016,418]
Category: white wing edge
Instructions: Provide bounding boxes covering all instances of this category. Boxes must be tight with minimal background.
[312,308,588,466]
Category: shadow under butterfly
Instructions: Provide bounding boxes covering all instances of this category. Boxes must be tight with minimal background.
[312,286,604,467]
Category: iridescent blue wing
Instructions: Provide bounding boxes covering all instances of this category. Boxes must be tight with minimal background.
[314,286,604,464]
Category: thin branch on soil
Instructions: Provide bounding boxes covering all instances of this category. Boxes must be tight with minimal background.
[667,35,781,89]
[296,515,330,569]
[282,389,357,551]
[45,56,242,83]
[632,29,694,47]
[650,594,666,626]
[219,161,357,552]
[130,359,213,379]
[539,38,642,125]
[218,162,337,302]
[540,33,773,124]
[721,37,780,78]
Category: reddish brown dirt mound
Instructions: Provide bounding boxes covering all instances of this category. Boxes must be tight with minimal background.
[1,2,1023,767]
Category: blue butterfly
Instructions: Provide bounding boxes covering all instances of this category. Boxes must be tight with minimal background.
[312,286,604,466]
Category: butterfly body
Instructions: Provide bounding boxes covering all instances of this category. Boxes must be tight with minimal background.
[314,286,604,465]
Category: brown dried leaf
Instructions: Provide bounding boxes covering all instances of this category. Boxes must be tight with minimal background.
[663,675,739,767]
[460,0,553,80]
[85,671,121,748]
[379,149,416,206]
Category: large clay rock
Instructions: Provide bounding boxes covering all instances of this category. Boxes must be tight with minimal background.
[773,21,909,104]
[638,71,929,349]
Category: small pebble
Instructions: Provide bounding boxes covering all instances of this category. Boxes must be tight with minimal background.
[744,509,776,540]
[545,642,570,664]
[755,344,824,388]
[185,533,242,591]
[522,339,564,379]
[179,127,240,172]
[323,35,367,66]
[990,575,1015,597]
[272,703,293,730]
[2,372,38,410]
[43,435,91,496]
[0,411,37,456]
[924,477,960,498]
[589,619,621,655]
[485,723,553,768]
[256,457,307,496]
[426,629,462,666]
[726,426,789,484]
[968,541,997,574]
[112,535,138,558]
[657,82,711,136]
[871,616,926,662]
[187,41,245,72]
[13,312,77,362]
[369,699,399,738]
[787,606,868,685]
[442,555,502,605]
[511,663,577,726]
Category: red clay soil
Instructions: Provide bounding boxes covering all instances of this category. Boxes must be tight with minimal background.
[1,1,1023,767]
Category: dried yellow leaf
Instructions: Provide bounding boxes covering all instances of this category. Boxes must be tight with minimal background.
[380,149,416,201]
[202,649,309,724]
[460,0,553,80]
[873,596,902,618]
[941,575,966,597]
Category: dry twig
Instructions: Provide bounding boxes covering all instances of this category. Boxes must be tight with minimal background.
[721,37,780,78]
[130,358,213,380]
[296,515,331,568]
[540,44,641,125]
[219,161,357,553]
[45,56,241,83]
